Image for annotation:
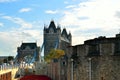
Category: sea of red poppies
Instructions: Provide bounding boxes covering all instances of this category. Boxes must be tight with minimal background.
[20,75,52,80]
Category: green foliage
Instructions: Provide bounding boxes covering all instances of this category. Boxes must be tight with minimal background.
[3,56,14,63]
[8,56,14,61]
[44,49,65,63]
[3,58,7,63]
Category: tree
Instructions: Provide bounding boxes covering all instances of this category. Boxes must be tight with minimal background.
[3,56,14,63]
[8,56,14,61]
[44,49,65,63]
[3,58,7,63]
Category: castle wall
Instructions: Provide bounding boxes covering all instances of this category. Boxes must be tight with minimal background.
[68,42,120,80]
[60,40,71,53]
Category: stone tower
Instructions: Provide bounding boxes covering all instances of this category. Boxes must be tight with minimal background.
[44,20,72,56]
[17,42,40,63]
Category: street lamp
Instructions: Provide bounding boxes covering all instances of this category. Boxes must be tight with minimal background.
[88,58,92,80]
[71,58,74,80]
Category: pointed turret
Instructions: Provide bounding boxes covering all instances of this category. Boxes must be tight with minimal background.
[61,28,68,38]
[48,20,57,33]
[68,32,72,44]
[57,25,61,34]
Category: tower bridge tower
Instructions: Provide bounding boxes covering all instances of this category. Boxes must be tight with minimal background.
[17,42,40,63]
[44,20,72,56]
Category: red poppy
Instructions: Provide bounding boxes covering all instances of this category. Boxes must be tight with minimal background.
[20,75,52,80]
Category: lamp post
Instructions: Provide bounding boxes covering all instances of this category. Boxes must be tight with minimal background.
[71,58,74,80]
[88,58,92,80]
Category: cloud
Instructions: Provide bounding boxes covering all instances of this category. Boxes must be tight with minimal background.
[0,0,16,3]
[0,29,42,56]
[115,11,120,19]
[60,0,120,45]
[21,30,42,40]
[45,10,58,14]
[0,16,43,56]
[0,23,4,27]
[0,31,20,56]
[19,8,32,13]
[65,5,76,9]
[2,16,32,29]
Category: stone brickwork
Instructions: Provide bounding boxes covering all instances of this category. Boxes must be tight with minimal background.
[67,33,120,80]
[46,61,60,80]
[17,43,40,63]
[44,20,72,56]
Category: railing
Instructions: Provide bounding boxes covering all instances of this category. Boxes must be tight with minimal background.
[0,63,34,80]
[0,64,18,71]
[0,63,33,71]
